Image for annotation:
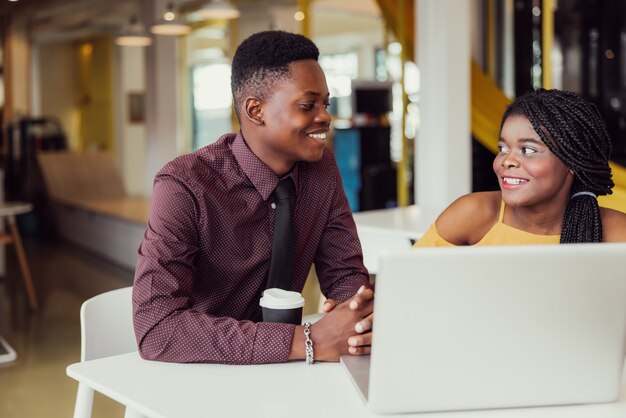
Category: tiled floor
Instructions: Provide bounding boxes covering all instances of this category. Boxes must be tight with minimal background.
[0,234,133,417]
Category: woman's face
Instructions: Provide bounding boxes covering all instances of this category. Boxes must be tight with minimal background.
[493,115,574,208]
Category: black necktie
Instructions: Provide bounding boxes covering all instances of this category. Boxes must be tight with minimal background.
[267,177,295,290]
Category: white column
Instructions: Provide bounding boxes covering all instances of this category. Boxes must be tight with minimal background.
[144,0,180,196]
[116,46,147,197]
[415,0,471,214]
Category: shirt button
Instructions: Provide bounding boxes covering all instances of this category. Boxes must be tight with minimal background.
[270,202,277,209]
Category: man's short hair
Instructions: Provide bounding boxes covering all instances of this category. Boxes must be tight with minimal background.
[231,30,320,120]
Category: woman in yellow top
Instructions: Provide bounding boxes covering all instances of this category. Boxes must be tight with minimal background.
[416,89,626,247]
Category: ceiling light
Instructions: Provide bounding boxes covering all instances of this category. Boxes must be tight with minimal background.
[194,26,227,40]
[186,0,241,22]
[151,21,192,36]
[116,16,152,47]
[151,2,192,36]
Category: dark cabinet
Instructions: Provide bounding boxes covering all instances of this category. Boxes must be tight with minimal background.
[334,126,396,212]
[3,117,67,233]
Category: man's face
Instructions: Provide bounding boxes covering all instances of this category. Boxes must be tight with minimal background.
[246,59,331,176]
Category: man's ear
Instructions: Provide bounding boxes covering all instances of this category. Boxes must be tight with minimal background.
[244,97,264,126]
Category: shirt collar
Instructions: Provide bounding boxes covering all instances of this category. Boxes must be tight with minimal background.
[232,132,300,201]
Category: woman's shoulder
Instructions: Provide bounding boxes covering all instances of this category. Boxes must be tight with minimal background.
[600,207,626,242]
[435,191,501,245]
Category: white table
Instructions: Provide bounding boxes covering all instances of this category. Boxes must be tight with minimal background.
[67,352,626,418]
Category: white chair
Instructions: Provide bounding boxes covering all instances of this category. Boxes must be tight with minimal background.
[356,226,414,275]
[73,286,143,418]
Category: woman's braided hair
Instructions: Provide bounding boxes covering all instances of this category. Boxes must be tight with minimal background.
[499,89,614,243]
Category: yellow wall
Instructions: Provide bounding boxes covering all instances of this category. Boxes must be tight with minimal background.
[39,37,114,152]
[77,37,114,151]
[5,19,30,121]
[40,42,80,150]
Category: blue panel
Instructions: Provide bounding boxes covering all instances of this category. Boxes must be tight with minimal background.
[333,129,361,212]
[344,189,360,212]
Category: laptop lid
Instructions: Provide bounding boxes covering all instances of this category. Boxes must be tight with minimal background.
[350,243,626,414]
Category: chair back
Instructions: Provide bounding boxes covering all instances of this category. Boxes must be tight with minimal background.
[80,286,137,361]
[356,227,414,274]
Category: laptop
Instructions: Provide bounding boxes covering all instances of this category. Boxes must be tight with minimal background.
[342,243,626,414]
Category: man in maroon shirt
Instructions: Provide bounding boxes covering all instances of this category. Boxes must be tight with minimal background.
[133,30,374,365]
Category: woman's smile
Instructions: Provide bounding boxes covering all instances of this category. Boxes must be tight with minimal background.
[500,176,529,189]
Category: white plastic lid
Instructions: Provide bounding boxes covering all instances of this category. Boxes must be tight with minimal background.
[259,288,305,309]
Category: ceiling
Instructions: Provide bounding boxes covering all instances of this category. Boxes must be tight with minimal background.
[1,0,142,42]
[1,0,380,43]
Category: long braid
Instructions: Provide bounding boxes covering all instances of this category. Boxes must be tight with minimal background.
[500,89,614,243]
[560,183,603,242]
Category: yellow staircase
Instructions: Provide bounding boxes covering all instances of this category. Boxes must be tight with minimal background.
[375,0,415,61]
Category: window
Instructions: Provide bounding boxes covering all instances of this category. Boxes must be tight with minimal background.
[191,61,233,150]
[319,52,359,119]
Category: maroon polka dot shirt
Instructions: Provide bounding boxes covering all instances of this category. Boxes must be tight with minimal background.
[133,132,369,364]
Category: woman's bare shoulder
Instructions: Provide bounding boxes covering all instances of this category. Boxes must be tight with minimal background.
[435,191,501,245]
[600,207,626,242]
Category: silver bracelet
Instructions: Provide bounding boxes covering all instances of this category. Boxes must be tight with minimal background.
[303,322,314,365]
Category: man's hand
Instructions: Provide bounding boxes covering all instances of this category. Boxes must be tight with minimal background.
[322,298,338,313]
[347,285,374,355]
[306,285,374,362]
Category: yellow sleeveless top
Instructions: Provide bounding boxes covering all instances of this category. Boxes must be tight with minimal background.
[414,201,560,247]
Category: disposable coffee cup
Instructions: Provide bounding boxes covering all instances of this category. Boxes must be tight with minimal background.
[259,288,305,325]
